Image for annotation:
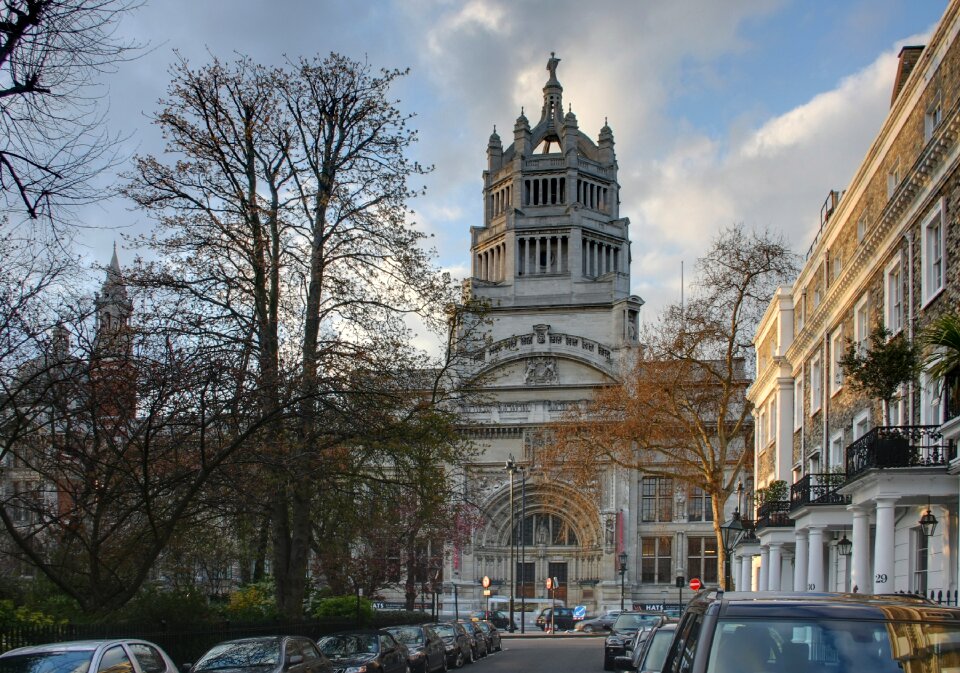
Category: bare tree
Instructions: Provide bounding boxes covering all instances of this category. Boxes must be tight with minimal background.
[0,0,141,221]
[124,53,462,617]
[543,226,798,588]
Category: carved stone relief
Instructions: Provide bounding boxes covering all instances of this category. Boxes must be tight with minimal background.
[525,356,558,384]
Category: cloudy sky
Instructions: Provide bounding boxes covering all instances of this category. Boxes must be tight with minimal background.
[76,0,946,335]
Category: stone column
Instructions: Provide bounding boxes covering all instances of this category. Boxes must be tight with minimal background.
[807,526,825,592]
[850,504,870,594]
[794,530,809,592]
[759,547,770,591]
[873,497,899,593]
[768,543,783,592]
[740,553,754,591]
[534,237,541,274]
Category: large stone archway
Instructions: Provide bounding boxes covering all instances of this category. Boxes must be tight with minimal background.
[470,479,609,609]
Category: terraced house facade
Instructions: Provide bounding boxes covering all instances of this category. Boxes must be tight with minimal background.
[741,0,960,600]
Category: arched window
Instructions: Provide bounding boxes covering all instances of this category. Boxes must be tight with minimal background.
[514,513,578,546]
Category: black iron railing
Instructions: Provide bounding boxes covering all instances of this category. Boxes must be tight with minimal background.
[845,425,954,482]
[790,473,851,510]
[756,500,793,529]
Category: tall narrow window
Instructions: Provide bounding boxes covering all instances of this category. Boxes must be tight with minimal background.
[854,294,869,353]
[914,528,929,595]
[830,328,844,395]
[857,213,868,243]
[922,201,945,304]
[794,375,804,430]
[687,537,718,584]
[884,256,903,334]
[810,354,822,414]
[641,477,673,523]
[641,536,673,584]
[887,159,902,198]
[925,90,943,141]
[688,487,712,522]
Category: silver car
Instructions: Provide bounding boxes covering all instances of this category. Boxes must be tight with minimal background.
[0,639,178,673]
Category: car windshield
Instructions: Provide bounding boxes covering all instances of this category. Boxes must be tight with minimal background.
[707,618,960,673]
[317,635,378,658]
[385,628,423,645]
[640,629,674,672]
[432,624,455,638]
[612,614,661,632]
[194,641,279,671]
[0,651,94,673]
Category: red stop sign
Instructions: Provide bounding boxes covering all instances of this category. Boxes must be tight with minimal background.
[689,577,702,591]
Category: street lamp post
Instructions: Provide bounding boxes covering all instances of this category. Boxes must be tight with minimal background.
[519,465,527,633]
[720,506,744,591]
[505,457,517,632]
[618,551,628,611]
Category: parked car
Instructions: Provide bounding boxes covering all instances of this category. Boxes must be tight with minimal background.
[455,620,488,659]
[614,622,677,672]
[0,639,179,673]
[535,606,579,631]
[317,630,407,673]
[189,637,333,673]
[468,609,515,631]
[575,609,622,632]
[661,591,960,673]
[383,624,447,673]
[473,621,502,653]
[604,612,669,670]
[432,621,473,668]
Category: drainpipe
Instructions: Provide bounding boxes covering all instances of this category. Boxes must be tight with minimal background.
[906,231,915,424]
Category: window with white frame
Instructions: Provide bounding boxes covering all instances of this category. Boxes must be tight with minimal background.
[794,375,804,430]
[854,294,870,352]
[832,254,842,280]
[920,372,943,426]
[853,409,871,440]
[808,450,821,475]
[830,328,844,395]
[830,431,845,470]
[797,296,806,330]
[758,409,766,448]
[922,200,946,304]
[887,159,902,198]
[914,528,929,595]
[925,90,943,141]
[769,399,777,445]
[813,283,822,309]
[810,354,822,414]
[889,384,906,427]
[884,255,904,334]
[856,213,868,243]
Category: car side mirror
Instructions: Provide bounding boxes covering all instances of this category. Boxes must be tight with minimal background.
[286,655,303,665]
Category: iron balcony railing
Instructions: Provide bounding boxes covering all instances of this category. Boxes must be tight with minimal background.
[845,425,955,482]
[756,500,793,529]
[790,473,851,510]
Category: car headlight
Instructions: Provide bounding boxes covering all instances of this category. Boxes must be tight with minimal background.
[410,651,424,660]
[445,645,455,653]
[606,637,623,647]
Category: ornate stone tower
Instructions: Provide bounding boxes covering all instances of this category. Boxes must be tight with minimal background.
[451,54,644,617]
[91,245,134,419]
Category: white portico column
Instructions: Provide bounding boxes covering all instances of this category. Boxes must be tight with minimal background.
[850,504,870,593]
[733,556,743,591]
[768,543,783,592]
[873,497,899,593]
[759,546,770,591]
[807,526,825,592]
[794,529,809,592]
[740,553,754,591]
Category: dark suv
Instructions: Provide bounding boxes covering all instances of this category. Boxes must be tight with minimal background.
[661,590,960,673]
[603,611,668,670]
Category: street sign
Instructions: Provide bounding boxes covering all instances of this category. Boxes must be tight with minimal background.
[573,605,587,619]
[482,576,491,588]
[689,577,702,591]
[545,577,553,590]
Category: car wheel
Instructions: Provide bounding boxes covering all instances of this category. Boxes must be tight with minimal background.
[454,650,464,668]
[466,647,474,664]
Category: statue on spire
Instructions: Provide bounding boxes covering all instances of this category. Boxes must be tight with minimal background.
[546,52,561,81]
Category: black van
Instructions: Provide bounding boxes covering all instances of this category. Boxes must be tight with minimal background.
[535,606,577,631]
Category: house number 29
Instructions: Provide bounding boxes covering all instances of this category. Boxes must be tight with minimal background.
[875,573,888,584]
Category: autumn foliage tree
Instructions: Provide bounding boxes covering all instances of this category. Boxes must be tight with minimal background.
[543,226,798,588]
